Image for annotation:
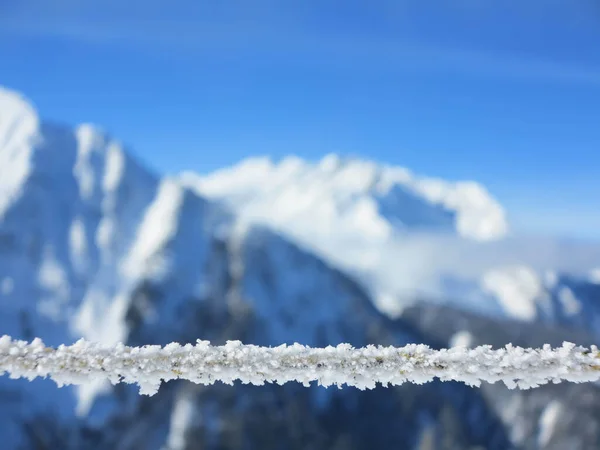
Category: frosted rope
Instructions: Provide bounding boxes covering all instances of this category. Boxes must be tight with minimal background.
[1,336,600,396]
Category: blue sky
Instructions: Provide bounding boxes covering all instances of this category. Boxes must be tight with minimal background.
[1,0,599,239]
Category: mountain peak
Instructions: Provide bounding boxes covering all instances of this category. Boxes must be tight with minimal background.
[0,86,42,158]
[0,87,43,217]
[0,86,39,131]
[182,154,508,242]
[180,154,509,317]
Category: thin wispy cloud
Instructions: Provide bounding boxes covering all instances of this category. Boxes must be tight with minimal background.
[2,1,600,87]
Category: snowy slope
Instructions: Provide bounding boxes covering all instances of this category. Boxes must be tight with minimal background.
[0,88,159,346]
[0,87,166,445]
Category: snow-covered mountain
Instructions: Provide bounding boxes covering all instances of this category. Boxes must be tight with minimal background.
[181,156,600,322]
[1,85,600,449]
[180,156,506,316]
[0,86,513,449]
[181,154,508,242]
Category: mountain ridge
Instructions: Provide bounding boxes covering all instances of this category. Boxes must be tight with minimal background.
[180,153,600,323]
[181,152,509,242]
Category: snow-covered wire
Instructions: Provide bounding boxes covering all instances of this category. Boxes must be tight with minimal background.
[1,335,600,396]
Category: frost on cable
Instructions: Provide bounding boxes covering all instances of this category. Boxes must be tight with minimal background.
[2,336,600,396]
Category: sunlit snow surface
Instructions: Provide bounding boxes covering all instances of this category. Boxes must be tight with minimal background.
[180,154,508,243]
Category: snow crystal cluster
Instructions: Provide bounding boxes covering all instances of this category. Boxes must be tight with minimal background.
[2,335,600,397]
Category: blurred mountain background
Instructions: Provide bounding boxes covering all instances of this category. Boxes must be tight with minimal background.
[1,1,599,449]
